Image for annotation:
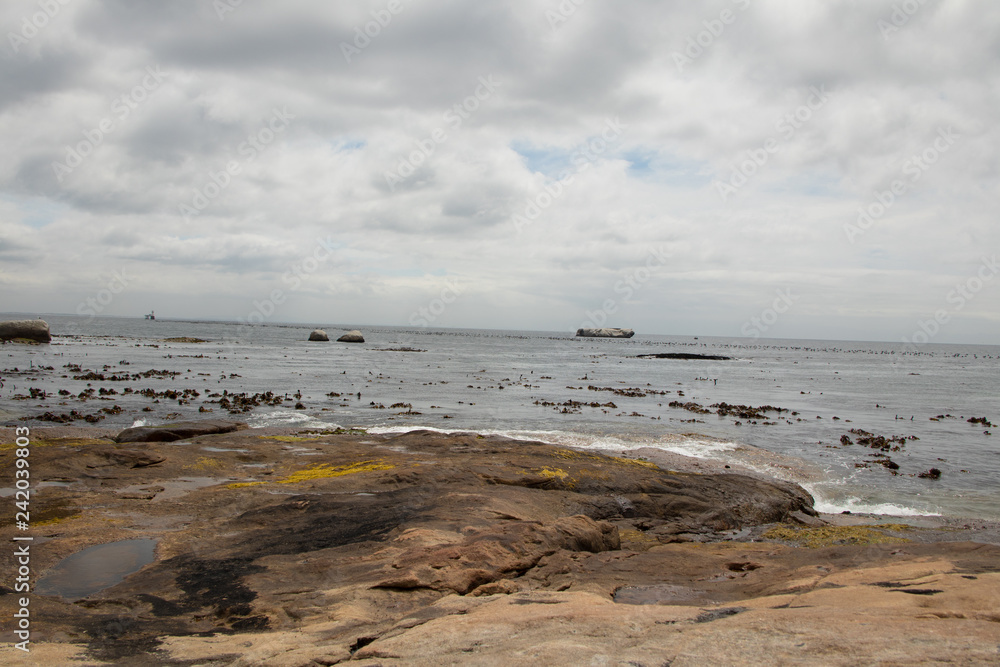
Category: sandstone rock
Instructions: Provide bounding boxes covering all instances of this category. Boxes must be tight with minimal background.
[114,419,247,443]
[308,329,329,341]
[576,328,634,338]
[0,318,51,343]
[338,330,365,343]
[374,515,620,595]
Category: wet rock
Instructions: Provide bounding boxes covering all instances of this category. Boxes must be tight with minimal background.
[337,330,365,343]
[0,318,51,343]
[113,419,247,443]
[576,328,634,338]
[918,468,942,479]
[308,329,329,342]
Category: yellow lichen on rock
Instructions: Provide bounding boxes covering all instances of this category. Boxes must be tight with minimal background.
[619,529,660,551]
[278,460,395,484]
[536,466,569,480]
[764,523,913,548]
[224,460,394,488]
[35,515,74,527]
[608,456,659,469]
[190,456,224,472]
[226,481,265,489]
[552,449,602,461]
[0,437,109,451]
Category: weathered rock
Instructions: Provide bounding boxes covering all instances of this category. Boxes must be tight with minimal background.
[89,446,166,468]
[337,330,365,343]
[0,318,51,343]
[113,419,247,443]
[5,427,1000,666]
[308,329,329,341]
[576,327,634,338]
[374,515,620,594]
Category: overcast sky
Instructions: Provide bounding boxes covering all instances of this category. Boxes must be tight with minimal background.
[1,0,998,344]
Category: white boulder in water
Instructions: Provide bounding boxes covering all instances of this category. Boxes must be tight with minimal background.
[576,328,634,338]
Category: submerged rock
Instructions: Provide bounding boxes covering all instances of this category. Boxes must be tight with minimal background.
[576,328,634,338]
[0,318,51,343]
[337,330,365,343]
[636,352,732,360]
[308,329,329,341]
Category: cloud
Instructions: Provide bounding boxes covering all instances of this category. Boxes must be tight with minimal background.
[0,0,998,343]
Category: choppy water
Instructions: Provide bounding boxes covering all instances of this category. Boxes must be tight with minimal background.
[3,314,998,519]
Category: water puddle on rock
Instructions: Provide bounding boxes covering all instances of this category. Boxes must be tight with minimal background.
[36,538,157,601]
[613,583,712,605]
[117,477,228,501]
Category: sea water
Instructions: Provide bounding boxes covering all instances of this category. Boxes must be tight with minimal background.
[2,314,998,519]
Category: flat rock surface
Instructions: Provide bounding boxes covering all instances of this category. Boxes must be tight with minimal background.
[1,425,998,665]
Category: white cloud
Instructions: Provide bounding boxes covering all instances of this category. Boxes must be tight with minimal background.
[0,0,998,343]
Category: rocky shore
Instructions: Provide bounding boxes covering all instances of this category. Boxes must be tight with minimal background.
[1,424,999,665]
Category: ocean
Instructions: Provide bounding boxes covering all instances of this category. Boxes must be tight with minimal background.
[2,314,998,520]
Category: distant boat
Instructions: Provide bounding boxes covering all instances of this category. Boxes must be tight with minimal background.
[145,311,156,320]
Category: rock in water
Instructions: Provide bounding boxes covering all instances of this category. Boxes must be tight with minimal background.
[337,330,365,343]
[576,328,634,338]
[0,319,52,343]
[308,329,329,341]
[636,352,732,360]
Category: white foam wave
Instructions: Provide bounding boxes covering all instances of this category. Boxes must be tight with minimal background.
[130,418,148,428]
[804,484,941,517]
[246,410,340,430]
[366,425,741,459]
[367,424,945,517]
